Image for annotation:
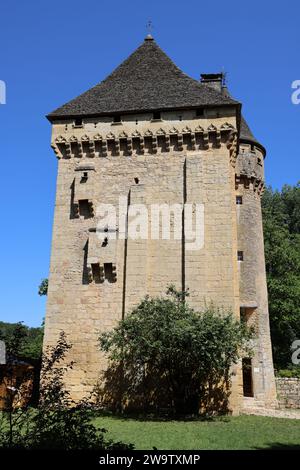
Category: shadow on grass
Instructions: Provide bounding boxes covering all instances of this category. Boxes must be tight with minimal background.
[92,409,232,423]
[255,443,300,451]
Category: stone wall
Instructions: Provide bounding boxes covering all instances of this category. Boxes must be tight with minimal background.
[43,106,277,412]
[44,108,242,404]
[276,377,300,409]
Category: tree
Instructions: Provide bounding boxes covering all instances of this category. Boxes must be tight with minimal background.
[99,287,254,416]
[262,184,300,369]
[0,278,46,362]
[38,278,48,296]
[0,321,43,362]
[0,324,36,448]
[0,330,133,450]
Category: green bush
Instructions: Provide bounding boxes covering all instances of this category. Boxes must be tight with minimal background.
[262,184,300,368]
[276,367,300,378]
[0,332,133,450]
[99,287,254,416]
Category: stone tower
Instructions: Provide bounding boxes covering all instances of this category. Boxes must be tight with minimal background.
[44,36,277,413]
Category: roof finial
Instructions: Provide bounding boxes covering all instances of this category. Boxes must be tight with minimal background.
[145,20,154,40]
[221,66,227,87]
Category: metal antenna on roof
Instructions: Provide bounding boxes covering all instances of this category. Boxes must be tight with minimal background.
[221,66,227,87]
[146,20,153,39]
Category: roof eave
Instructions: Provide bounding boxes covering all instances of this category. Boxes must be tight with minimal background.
[239,137,266,158]
[46,101,240,123]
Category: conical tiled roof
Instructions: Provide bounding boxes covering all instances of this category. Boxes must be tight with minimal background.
[47,36,238,120]
[240,116,265,155]
[240,117,257,142]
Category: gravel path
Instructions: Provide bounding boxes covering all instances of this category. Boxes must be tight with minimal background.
[242,408,300,419]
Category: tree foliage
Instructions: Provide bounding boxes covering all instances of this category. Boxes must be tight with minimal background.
[0,331,133,450]
[262,183,300,369]
[99,288,254,416]
[38,278,48,296]
[0,321,43,361]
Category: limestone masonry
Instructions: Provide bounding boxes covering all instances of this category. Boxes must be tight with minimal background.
[43,35,277,413]
[276,378,300,409]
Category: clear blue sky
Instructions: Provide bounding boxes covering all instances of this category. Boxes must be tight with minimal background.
[0,0,299,327]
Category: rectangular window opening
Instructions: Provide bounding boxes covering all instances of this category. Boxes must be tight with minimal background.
[240,307,257,327]
[196,108,204,117]
[74,118,83,127]
[240,307,247,323]
[91,263,101,283]
[104,263,116,283]
[80,172,88,183]
[242,358,254,397]
[236,195,243,205]
[237,250,244,261]
[78,199,93,219]
[152,111,161,120]
[113,115,121,123]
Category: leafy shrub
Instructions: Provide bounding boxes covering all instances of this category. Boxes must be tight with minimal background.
[99,287,254,416]
[276,367,300,378]
[0,331,133,450]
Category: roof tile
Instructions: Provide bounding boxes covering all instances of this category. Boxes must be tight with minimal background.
[48,37,238,119]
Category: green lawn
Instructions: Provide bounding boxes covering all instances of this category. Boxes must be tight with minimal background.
[94,414,300,450]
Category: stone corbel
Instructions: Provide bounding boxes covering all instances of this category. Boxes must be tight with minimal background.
[73,202,79,218]
[69,136,82,158]
[101,139,107,157]
[54,136,71,159]
[228,131,238,167]
[215,131,221,148]
[87,266,93,283]
[88,200,94,217]
[110,264,117,282]
[88,139,95,158]
[115,138,120,155]
[127,137,133,156]
[207,124,221,149]
[152,135,157,154]
[139,136,145,154]
[226,130,237,149]
[51,143,61,159]
[65,142,71,158]
[203,132,209,150]
[132,130,144,154]
[190,132,196,150]
[220,122,235,143]
[80,134,91,158]
[165,134,170,152]
[177,133,183,151]
[258,182,265,196]
[77,140,83,158]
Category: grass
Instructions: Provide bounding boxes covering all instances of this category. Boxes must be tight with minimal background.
[93,414,300,450]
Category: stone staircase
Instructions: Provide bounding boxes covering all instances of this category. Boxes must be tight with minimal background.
[242,397,267,412]
[242,397,275,416]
